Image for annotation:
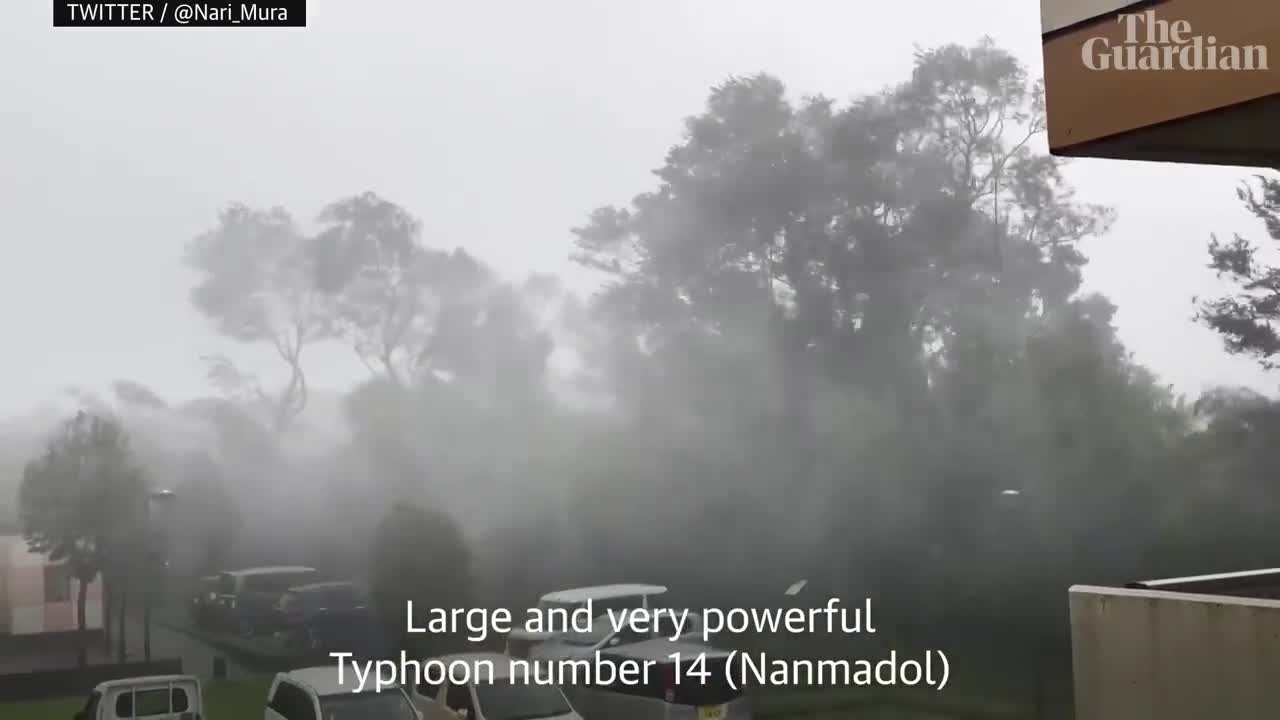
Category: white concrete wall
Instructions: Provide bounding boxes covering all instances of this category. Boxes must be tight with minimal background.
[1071,585,1280,719]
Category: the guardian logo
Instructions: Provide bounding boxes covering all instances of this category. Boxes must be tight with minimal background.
[1082,10,1267,71]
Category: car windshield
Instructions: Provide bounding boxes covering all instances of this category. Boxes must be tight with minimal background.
[475,682,573,720]
[560,627,611,646]
[318,690,416,720]
[558,614,618,646]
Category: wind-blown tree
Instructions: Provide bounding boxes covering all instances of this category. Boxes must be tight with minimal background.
[313,192,495,387]
[570,40,1116,603]
[187,204,338,433]
[341,280,556,517]
[1149,387,1280,575]
[173,452,242,577]
[1198,174,1280,367]
[369,501,475,657]
[18,412,147,666]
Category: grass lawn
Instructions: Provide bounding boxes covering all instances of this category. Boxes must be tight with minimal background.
[0,677,270,720]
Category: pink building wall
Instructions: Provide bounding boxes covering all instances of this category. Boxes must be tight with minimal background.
[0,535,102,635]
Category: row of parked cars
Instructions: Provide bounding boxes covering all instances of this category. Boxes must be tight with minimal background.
[77,582,748,719]
[188,565,385,656]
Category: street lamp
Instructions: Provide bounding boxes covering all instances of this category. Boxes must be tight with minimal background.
[143,488,177,662]
[994,487,1045,718]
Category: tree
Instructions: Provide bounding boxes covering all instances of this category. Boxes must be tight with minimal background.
[187,204,338,433]
[368,501,475,657]
[313,192,495,387]
[173,453,242,577]
[1198,174,1280,367]
[18,412,147,666]
[568,41,1116,606]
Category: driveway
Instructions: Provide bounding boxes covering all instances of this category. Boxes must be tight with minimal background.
[120,609,249,679]
[0,612,247,680]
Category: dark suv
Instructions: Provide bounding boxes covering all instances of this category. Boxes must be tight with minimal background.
[189,575,221,629]
[213,566,318,636]
[275,582,385,656]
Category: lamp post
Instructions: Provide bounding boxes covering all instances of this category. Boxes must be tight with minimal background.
[996,487,1045,719]
[143,488,176,662]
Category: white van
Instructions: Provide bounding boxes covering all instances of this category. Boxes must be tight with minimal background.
[74,675,203,720]
[263,665,420,720]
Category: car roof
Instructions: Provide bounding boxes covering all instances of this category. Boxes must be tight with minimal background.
[95,675,199,692]
[604,640,730,662]
[540,584,667,603]
[224,566,316,577]
[281,665,394,695]
[568,607,702,629]
[288,581,358,592]
[429,652,513,680]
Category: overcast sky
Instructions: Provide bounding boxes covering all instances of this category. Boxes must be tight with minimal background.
[0,0,1273,414]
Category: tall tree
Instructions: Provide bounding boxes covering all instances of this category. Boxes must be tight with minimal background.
[187,204,337,432]
[369,501,475,657]
[313,192,494,387]
[18,412,147,666]
[1198,174,1280,367]
[569,41,1114,598]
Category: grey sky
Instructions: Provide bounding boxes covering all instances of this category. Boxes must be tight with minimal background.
[0,0,1272,414]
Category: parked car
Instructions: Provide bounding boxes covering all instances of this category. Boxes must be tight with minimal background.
[74,674,202,720]
[213,566,318,636]
[275,581,365,628]
[529,610,705,663]
[413,652,580,720]
[276,581,385,656]
[505,584,667,658]
[189,575,221,629]
[563,640,750,720]
[265,665,420,720]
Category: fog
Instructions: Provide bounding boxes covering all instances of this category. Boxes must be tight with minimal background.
[5,1,1280,712]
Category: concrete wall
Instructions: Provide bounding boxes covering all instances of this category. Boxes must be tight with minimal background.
[1070,584,1280,719]
[0,535,102,635]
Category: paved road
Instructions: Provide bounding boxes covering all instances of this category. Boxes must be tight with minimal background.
[0,610,248,679]
[121,609,249,679]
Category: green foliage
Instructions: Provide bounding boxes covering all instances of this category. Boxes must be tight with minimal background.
[6,38,1275,714]
[369,501,476,656]
[186,204,336,431]
[173,452,242,576]
[17,411,150,666]
[18,412,147,583]
[1199,175,1280,367]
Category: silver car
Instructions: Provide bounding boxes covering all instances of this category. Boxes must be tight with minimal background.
[529,611,705,663]
[506,584,668,658]
[564,640,751,720]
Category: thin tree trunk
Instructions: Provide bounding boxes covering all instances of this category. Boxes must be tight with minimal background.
[143,597,152,662]
[102,578,113,654]
[116,592,128,663]
[143,554,153,662]
[75,576,89,668]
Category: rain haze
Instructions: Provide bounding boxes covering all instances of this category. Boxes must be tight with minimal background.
[3,1,1280,717]
[0,0,1270,410]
